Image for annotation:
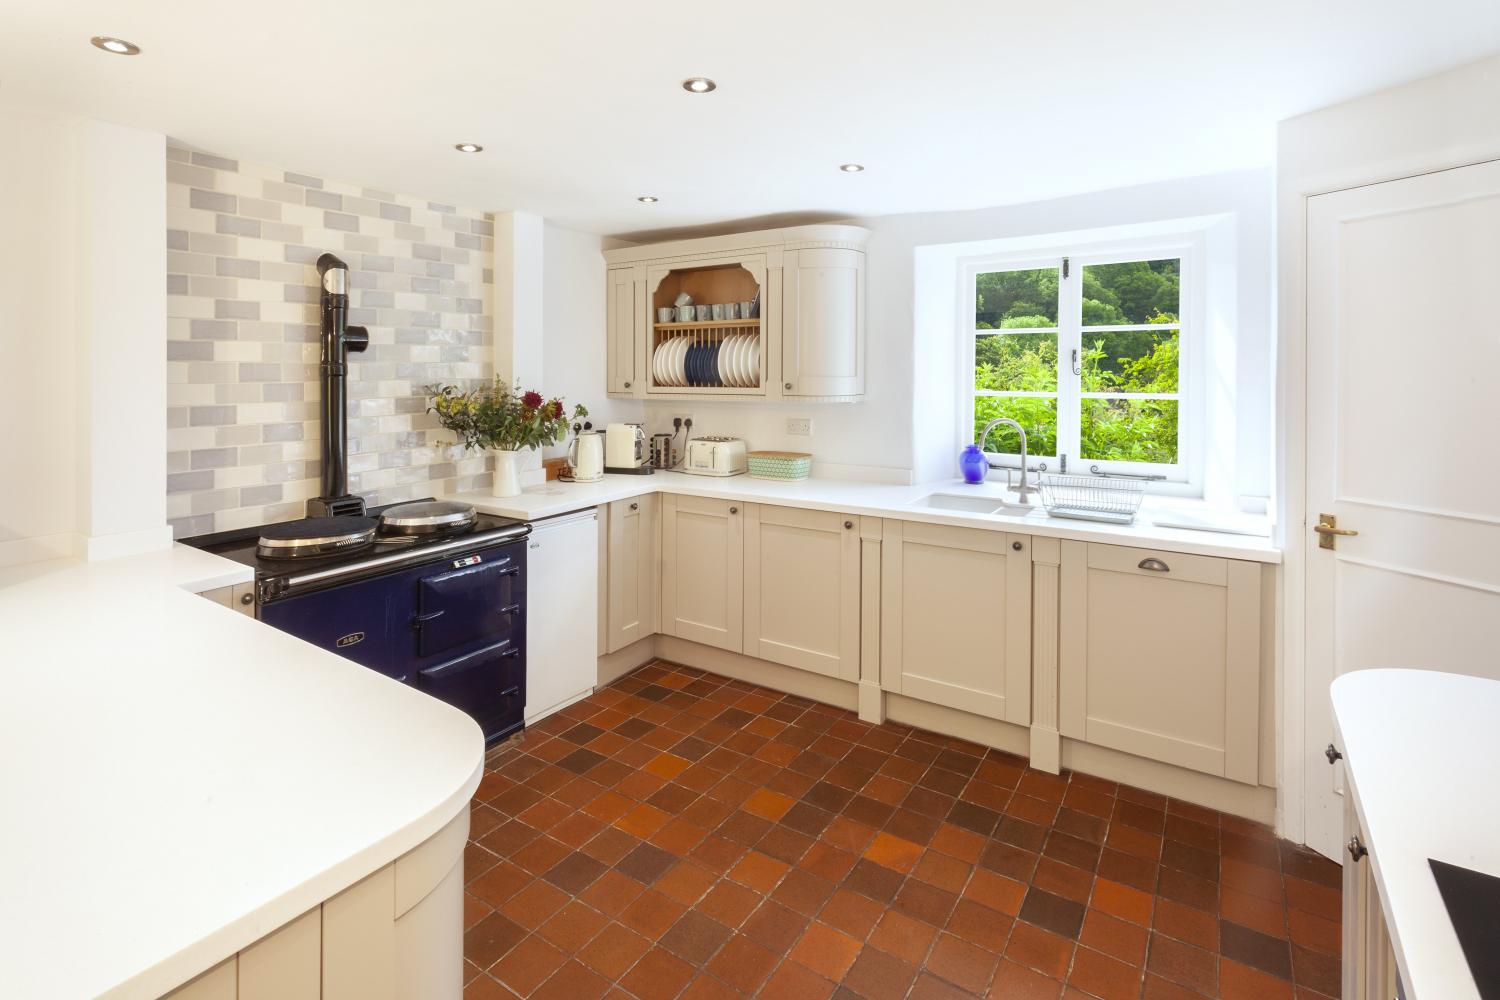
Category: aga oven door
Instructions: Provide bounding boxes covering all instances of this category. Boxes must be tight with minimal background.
[413,544,524,659]
[415,638,525,742]
[259,575,408,682]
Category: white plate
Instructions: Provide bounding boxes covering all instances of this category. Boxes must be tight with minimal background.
[652,340,665,385]
[663,338,678,386]
[672,337,689,386]
[742,335,758,387]
[723,335,741,387]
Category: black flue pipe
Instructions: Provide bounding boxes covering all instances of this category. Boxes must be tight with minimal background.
[310,253,369,516]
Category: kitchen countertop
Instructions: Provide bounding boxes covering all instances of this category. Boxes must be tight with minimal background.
[448,473,1280,563]
[0,544,485,999]
[1332,669,1500,1000]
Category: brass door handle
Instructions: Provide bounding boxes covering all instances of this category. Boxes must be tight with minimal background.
[1314,513,1358,549]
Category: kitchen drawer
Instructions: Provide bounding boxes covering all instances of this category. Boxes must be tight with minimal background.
[415,638,524,741]
[415,549,523,658]
[1085,542,1226,587]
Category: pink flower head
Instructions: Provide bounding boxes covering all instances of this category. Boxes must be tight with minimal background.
[522,390,544,410]
[550,400,565,419]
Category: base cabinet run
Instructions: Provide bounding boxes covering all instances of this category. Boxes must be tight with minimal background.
[162,809,468,1000]
[1058,541,1262,783]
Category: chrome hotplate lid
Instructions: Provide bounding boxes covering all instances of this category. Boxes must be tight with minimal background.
[378,500,476,536]
[257,516,377,559]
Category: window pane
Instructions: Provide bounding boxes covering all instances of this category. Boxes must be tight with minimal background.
[975,396,1057,458]
[1082,329,1178,394]
[975,267,1058,329]
[1081,398,1179,464]
[1081,259,1180,326]
[976,333,1058,392]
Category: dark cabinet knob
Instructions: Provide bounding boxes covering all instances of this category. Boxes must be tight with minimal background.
[1347,835,1367,861]
[784,382,793,390]
[624,381,631,389]
[630,502,639,511]
[844,520,854,530]
[1012,541,1022,551]
[729,506,738,514]
[1325,743,1342,765]
[239,592,254,606]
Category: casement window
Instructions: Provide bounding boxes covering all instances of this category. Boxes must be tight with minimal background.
[963,237,1202,484]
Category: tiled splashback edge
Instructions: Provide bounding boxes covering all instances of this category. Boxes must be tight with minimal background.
[165,145,495,537]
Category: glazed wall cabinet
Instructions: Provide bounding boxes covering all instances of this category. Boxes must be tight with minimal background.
[604,494,659,654]
[659,494,744,652]
[602,225,868,402]
[1058,541,1261,784]
[742,504,861,680]
[879,520,1033,725]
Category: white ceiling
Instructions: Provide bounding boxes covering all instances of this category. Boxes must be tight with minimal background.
[3,1,1499,237]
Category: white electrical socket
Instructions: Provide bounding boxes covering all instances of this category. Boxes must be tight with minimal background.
[785,417,813,436]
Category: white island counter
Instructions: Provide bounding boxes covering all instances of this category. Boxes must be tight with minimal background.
[0,544,484,999]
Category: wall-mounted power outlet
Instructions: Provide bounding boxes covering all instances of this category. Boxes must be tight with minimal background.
[786,417,813,437]
[672,413,695,432]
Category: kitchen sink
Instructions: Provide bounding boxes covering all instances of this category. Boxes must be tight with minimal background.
[911,492,1035,516]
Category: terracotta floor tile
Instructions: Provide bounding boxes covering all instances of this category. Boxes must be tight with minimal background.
[869,909,940,965]
[1080,908,1149,965]
[844,945,920,1000]
[617,946,695,1000]
[925,931,1000,994]
[465,662,1341,1000]
[761,960,838,1000]
[789,921,864,981]
[1069,945,1144,1000]
[1006,921,1075,980]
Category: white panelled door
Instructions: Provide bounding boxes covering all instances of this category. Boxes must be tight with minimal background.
[1304,158,1500,859]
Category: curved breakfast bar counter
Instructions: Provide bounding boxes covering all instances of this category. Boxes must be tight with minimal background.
[0,544,483,999]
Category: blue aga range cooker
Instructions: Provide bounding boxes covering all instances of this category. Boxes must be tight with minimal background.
[188,501,531,744]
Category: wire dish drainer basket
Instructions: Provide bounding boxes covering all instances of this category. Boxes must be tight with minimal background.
[1037,474,1146,524]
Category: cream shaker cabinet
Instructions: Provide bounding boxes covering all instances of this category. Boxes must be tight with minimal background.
[605,495,659,653]
[742,504,861,680]
[1058,541,1261,784]
[1341,792,1401,1000]
[659,494,744,653]
[879,520,1033,726]
[780,248,865,398]
[606,264,646,396]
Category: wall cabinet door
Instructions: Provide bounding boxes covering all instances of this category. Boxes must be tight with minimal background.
[1059,542,1261,783]
[607,265,645,396]
[659,494,743,652]
[781,248,865,397]
[880,521,1032,725]
[606,495,659,653]
[743,504,860,680]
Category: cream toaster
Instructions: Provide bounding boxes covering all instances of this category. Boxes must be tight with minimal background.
[681,436,747,477]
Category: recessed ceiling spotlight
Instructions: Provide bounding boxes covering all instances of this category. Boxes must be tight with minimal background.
[681,77,717,94]
[90,35,140,55]
[839,163,865,173]
[454,142,483,153]
[637,196,659,204]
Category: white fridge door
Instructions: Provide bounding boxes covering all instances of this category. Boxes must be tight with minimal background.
[524,509,600,725]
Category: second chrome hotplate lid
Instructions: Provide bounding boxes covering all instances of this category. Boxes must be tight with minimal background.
[378,500,477,536]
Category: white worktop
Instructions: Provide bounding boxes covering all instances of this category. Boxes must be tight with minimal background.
[1332,669,1500,1000]
[0,544,485,999]
[448,472,1280,563]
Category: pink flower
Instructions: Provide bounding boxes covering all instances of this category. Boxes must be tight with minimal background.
[550,400,565,419]
[522,390,543,410]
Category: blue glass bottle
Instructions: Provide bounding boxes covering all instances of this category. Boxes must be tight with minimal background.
[959,444,987,484]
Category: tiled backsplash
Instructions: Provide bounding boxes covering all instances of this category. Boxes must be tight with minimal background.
[165,145,494,537]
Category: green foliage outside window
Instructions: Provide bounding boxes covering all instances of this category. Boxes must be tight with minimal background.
[973,260,1181,465]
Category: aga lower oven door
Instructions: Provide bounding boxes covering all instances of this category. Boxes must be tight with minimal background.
[415,638,525,742]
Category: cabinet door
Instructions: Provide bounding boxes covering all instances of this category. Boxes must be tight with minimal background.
[607,266,645,396]
[659,494,743,653]
[781,248,864,397]
[1059,542,1261,783]
[880,521,1032,724]
[743,504,859,680]
[607,495,659,653]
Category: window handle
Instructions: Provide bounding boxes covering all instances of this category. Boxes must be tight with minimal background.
[1071,348,1081,376]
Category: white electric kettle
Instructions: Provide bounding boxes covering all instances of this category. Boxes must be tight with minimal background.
[567,430,604,482]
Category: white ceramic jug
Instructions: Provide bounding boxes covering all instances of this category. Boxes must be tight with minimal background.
[568,431,604,482]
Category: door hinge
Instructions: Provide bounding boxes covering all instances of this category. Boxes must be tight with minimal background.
[1062,257,1070,279]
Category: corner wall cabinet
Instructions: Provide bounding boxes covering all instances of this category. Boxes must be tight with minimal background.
[1058,541,1261,784]
[603,225,867,402]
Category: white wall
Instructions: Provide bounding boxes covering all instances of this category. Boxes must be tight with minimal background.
[631,170,1273,498]
[0,103,168,565]
[1274,52,1500,845]
[542,223,643,458]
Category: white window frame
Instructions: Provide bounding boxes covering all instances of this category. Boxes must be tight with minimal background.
[958,231,1208,495]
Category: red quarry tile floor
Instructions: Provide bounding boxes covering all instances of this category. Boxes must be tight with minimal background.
[462,661,1341,999]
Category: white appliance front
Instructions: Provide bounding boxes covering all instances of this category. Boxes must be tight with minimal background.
[524,509,599,725]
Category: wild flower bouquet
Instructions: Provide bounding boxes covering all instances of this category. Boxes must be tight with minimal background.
[429,379,586,453]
